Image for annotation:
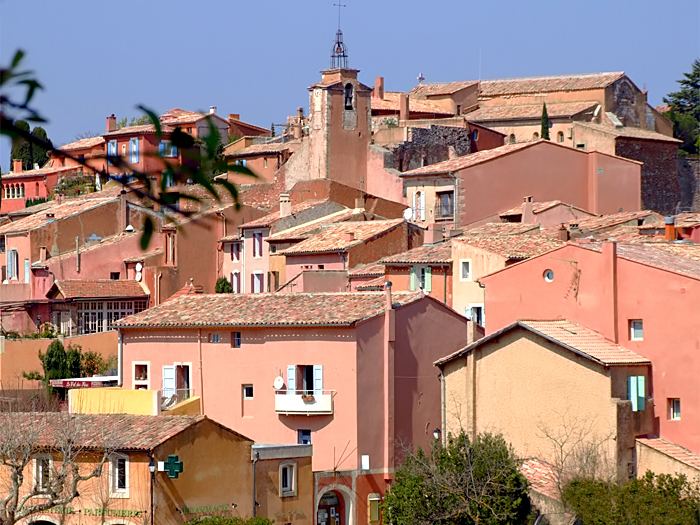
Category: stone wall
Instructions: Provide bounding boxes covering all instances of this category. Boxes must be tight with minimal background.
[679,156,700,211]
[382,125,471,172]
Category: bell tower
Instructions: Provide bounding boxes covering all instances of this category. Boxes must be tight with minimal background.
[306,27,371,190]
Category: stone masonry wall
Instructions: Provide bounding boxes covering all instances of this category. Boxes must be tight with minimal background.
[383,125,471,172]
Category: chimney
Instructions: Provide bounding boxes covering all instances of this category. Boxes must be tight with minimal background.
[569,223,582,239]
[55,193,64,205]
[228,114,240,121]
[106,114,117,132]
[384,281,393,309]
[399,93,409,122]
[39,246,47,262]
[664,216,677,241]
[354,197,365,209]
[344,232,355,242]
[279,193,292,218]
[209,106,217,115]
[12,159,22,173]
[521,196,534,223]
[557,224,570,241]
[375,77,385,100]
[425,223,444,245]
[294,107,304,139]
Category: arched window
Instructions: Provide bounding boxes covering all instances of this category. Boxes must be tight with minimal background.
[533,132,539,140]
[10,185,15,199]
[344,83,354,110]
[472,129,479,142]
[35,182,40,195]
[509,134,516,144]
[20,184,25,198]
[557,131,564,143]
[3,186,7,200]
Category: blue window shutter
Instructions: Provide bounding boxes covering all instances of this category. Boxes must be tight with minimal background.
[628,376,638,411]
[637,376,645,411]
[159,142,165,155]
[313,365,323,395]
[409,267,416,291]
[287,365,296,395]
[425,266,432,292]
[134,138,139,163]
[172,145,178,157]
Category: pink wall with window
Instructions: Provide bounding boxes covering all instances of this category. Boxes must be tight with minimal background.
[241,227,271,293]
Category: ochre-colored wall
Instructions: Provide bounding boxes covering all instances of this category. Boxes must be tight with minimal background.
[256,455,314,525]
[69,388,159,415]
[636,441,700,481]
[451,242,507,317]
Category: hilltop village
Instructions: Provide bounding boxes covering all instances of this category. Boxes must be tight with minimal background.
[2,28,700,525]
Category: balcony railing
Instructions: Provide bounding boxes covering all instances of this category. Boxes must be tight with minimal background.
[434,202,454,220]
[161,388,194,410]
[275,389,334,415]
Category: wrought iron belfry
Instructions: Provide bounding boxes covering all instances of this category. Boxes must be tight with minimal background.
[330,2,348,69]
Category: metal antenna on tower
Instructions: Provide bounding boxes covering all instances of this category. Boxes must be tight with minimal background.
[334,2,346,31]
[330,2,349,69]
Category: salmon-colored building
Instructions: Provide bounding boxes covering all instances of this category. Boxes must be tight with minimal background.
[479,241,700,455]
[115,290,470,525]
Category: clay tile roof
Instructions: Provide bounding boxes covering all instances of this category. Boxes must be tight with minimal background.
[239,200,327,229]
[103,124,165,137]
[228,142,290,157]
[570,210,659,232]
[651,243,700,261]
[465,222,541,236]
[115,291,422,328]
[499,200,574,217]
[2,165,89,180]
[355,276,386,291]
[520,459,561,501]
[159,108,208,125]
[409,81,479,97]
[123,248,163,263]
[0,197,119,235]
[575,121,681,143]
[614,243,700,279]
[371,92,453,115]
[639,213,700,230]
[280,219,405,256]
[0,413,206,451]
[58,137,106,151]
[455,235,564,260]
[465,101,598,123]
[267,208,364,243]
[48,280,148,300]
[381,241,452,265]
[655,104,671,114]
[218,234,241,242]
[479,72,625,96]
[348,262,386,277]
[167,281,204,302]
[400,142,535,176]
[636,438,700,471]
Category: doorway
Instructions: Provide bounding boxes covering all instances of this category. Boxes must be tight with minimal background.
[318,490,345,525]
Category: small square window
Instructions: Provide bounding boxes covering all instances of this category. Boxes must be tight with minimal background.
[209,333,220,343]
[243,385,254,399]
[298,429,311,445]
[110,272,120,280]
[670,398,681,420]
[630,320,643,341]
[279,461,297,497]
[231,331,242,348]
[460,260,471,281]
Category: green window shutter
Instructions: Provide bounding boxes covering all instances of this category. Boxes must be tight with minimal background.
[637,376,645,411]
[409,267,416,291]
[627,376,638,411]
[425,266,432,292]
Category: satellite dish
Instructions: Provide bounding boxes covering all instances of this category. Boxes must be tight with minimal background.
[403,207,412,220]
[135,271,142,282]
[135,262,143,272]
[273,376,285,390]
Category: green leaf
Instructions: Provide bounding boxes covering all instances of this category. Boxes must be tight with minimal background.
[140,217,154,250]
[138,105,162,136]
[11,49,25,68]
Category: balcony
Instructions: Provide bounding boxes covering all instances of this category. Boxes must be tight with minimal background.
[275,390,334,415]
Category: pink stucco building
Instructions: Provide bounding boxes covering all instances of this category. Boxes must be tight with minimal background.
[116,289,469,525]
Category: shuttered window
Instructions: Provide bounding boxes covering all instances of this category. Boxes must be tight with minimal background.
[627,376,646,412]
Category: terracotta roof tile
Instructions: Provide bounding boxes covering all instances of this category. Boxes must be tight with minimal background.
[499,200,594,218]
[227,142,290,157]
[567,211,659,233]
[355,276,386,291]
[651,243,700,261]
[639,213,700,230]
[400,142,534,176]
[2,165,89,180]
[575,121,681,143]
[636,438,700,471]
[371,92,453,115]
[615,243,700,279]
[115,291,421,328]
[465,222,541,236]
[48,280,147,300]
[103,124,162,137]
[381,241,452,264]
[280,220,405,256]
[348,262,386,277]
[0,413,205,451]
[455,235,564,260]
[267,208,366,243]
[466,101,598,123]
[218,234,241,242]
[58,137,106,151]
[167,280,204,302]
[409,81,479,97]
[520,459,561,501]
[123,248,163,262]
[239,200,327,229]
[479,72,625,96]
[159,108,209,126]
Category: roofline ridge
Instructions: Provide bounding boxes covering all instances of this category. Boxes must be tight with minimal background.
[481,71,625,83]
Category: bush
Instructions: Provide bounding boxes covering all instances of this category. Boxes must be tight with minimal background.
[215,277,232,293]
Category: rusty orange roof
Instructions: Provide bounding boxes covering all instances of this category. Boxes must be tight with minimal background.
[167,280,204,302]
[569,210,659,232]
[455,235,564,260]
[409,81,479,97]
[479,72,625,96]
[465,222,541,236]
[466,101,598,123]
[348,262,386,277]
[239,200,328,229]
[355,276,386,291]
[58,137,105,151]
[227,142,290,157]
[371,92,453,115]
[436,319,650,367]
[115,291,422,328]
[520,459,561,502]
[280,219,405,256]
[47,280,147,300]
[2,165,90,180]
[636,438,700,470]
[103,124,164,137]
[639,213,700,230]
[381,241,452,265]
[499,200,594,218]
[267,208,371,243]
[400,142,534,176]
[575,121,680,143]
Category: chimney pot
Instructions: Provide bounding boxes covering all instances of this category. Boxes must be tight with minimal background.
[522,196,535,223]
[279,193,292,218]
[375,77,385,100]
[385,281,393,308]
[209,106,217,114]
[399,93,409,122]
[664,216,677,241]
[229,114,240,121]
[557,224,569,242]
[344,232,355,242]
[12,159,22,173]
[39,246,47,262]
[106,114,117,132]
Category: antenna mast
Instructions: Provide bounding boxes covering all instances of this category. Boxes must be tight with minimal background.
[331,2,348,69]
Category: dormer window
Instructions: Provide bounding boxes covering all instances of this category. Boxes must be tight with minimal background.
[344,83,354,110]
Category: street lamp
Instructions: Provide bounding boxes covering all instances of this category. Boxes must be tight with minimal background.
[433,428,441,441]
[148,457,156,525]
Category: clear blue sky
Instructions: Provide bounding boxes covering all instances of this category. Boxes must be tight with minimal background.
[1,0,699,171]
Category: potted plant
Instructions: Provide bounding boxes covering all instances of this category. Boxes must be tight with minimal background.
[301,393,315,402]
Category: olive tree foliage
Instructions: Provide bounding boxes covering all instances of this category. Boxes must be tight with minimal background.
[0,410,121,525]
[382,431,530,525]
[1,50,254,248]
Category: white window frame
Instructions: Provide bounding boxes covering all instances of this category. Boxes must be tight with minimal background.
[34,454,53,494]
[469,303,485,327]
[460,259,472,282]
[253,232,263,258]
[109,453,130,498]
[252,272,264,294]
[132,361,150,390]
[209,333,221,343]
[243,384,254,400]
[670,398,681,420]
[231,271,241,293]
[630,320,644,341]
[160,140,176,158]
[279,460,297,497]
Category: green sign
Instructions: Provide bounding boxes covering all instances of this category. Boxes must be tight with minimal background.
[83,508,144,517]
[181,504,231,515]
[164,454,184,479]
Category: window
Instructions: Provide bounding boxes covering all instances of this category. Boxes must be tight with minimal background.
[669,398,681,420]
[575,143,586,150]
[269,244,277,254]
[209,333,220,343]
[410,266,431,292]
[543,269,554,282]
[630,320,643,341]
[471,129,478,142]
[368,494,381,523]
[34,455,52,492]
[460,260,472,281]
[109,454,129,497]
[243,384,254,399]
[129,138,139,164]
[7,249,18,280]
[318,264,324,270]
[557,131,564,143]
[252,272,264,294]
[264,158,268,169]
[287,364,322,395]
[159,140,177,158]
[231,331,242,348]
[230,243,240,262]
[469,305,484,327]
[298,429,311,445]
[412,191,425,221]
[133,362,150,390]
[344,83,354,110]
[107,140,117,164]
[533,132,539,140]
[456,104,462,115]
[0,237,5,255]
[110,272,120,280]
[627,375,646,412]
[508,134,516,144]
[253,232,263,258]
[435,191,454,219]
[279,461,297,497]
[79,300,145,334]
[231,271,241,293]
[23,259,29,283]
[122,144,127,157]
